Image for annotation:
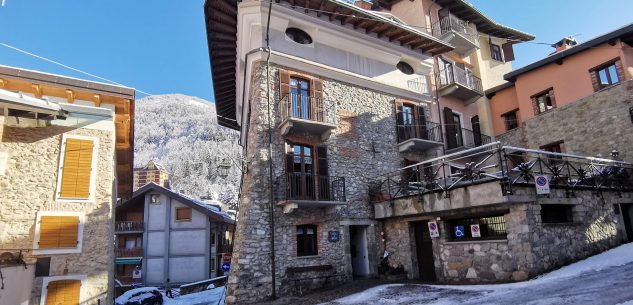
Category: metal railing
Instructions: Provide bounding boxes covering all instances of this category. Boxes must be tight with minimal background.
[115,221,144,232]
[431,13,479,47]
[116,247,143,258]
[438,65,483,94]
[407,76,431,94]
[116,276,138,286]
[280,93,336,125]
[284,173,346,202]
[397,120,443,144]
[369,142,633,202]
[445,125,492,150]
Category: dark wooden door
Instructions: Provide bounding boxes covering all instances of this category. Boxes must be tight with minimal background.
[622,204,633,243]
[413,221,436,281]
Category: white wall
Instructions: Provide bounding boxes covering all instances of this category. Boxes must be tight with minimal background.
[0,265,34,305]
[169,257,207,283]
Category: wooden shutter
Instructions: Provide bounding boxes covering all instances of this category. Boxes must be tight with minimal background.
[46,280,80,305]
[471,115,482,146]
[502,42,515,62]
[176,208,192,221]
[312,78,324,121]
[418,106,428,139]
[279,69,291,100]
[317,146,328,177]
[59,138,94,199]
[39,216,79,249]
[443,107,457,149]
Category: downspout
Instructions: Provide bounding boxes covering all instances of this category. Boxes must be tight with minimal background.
[433,55,446,156]
[264,0,277,300]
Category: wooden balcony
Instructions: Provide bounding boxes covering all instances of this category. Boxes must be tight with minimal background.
[115,221,144,233]
[116,247,143,258]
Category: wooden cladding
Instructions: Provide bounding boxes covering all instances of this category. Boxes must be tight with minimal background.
[46,280,81,305]
[39,216,80,249]
[59,138,94,199]
[176,207,192,221]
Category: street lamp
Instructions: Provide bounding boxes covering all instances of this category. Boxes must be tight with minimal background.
[218,159,231,178]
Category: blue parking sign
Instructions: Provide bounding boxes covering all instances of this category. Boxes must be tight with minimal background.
[222,262,231,272]
[454,226,465,238]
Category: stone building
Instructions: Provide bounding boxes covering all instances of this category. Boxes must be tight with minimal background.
[133,160,170,191]
[203,0,535,303]
[0,65,135,305]
[114,183,235,288]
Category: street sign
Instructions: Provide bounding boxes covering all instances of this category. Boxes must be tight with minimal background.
[132,269,142,279]
[222,262,231,272]
[222,253,232,263]
[535,175,550,195]
[471,224,481,238]
[428,221,440,238]
[454,226,465,238]
[328,230,340,242]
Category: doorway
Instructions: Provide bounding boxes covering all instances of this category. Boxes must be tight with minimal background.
[413,221,436,281]
[622,203,633,243]
[349,225,370,277]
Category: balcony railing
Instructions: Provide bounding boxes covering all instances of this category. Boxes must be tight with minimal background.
[432,13,479,47]
[397,120,443,144]
[280,93,336,125]
[115,221,144,233]
[284,173,346,202]
[116,247,143,258]
[369,142,633,202]
[407,76,431,95]
[116,276,138,286]
[444,124,492,150]
[438,65,483,94]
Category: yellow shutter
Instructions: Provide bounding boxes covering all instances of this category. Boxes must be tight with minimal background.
[39,216,79,249]
[60,138,94,199]
[46,280,80,305]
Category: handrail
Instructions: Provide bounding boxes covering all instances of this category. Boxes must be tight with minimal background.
[439,65,483,93]
[284,173,346,202]
[407,76,431,94]
[431,13,479,46]
[397,120,443,143]
[279,93,337,125]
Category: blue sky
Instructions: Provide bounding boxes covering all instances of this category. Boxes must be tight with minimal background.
[0,0,632,102]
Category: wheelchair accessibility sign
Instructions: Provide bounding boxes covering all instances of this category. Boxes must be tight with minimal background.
[454,226,465,238]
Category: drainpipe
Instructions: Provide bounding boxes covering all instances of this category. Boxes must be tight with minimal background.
[264,0,277,300]
[433,55,446,156]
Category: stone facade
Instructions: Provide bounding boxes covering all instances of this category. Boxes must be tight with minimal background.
[379,184,629,284]
[497,80,633,162]
[227,62,410,303]
[0,119,115,304]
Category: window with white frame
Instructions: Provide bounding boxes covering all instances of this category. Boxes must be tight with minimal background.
[55,134,99,202]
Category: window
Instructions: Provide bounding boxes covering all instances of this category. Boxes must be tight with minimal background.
[533,90,555,114]
[285,27,312,45]
[290,77,311,119]
[150,194,160,204]
[396,61,414,75]
[490,44,503,62]
[35,257,51,277]
[448,215,507,241]
[38,216,80,249]
[502,110,519,131]
[595,62,620,89]
[175,207,192,221]
[541,204,573,223]
[210,257,216,273]
[56,136,98,201]
[296,224,318,256]
[45,280,81,305]
[540,141,563,154]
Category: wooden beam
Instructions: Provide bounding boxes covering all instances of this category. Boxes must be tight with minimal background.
[378,26,398,38]
[389,29,409,42]
[365,21,384,34]
[0,78,6,88]
[31,84,42,98]
[65,90,75,103]
[317,0,327,17]
[400,34,420,45]
[329,7,340,21]
[93,94,102,107]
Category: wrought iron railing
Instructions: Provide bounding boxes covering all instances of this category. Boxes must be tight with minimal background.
[444,124,492,150]
[431,13,479,47]
[284,173,346,202]
[115,221,144,233]
[116,247,143,258]
[369,142,633,202]
[438,65,483,94]
[397,120,443,144]
[407,76,431,94]
[280,93,336,125]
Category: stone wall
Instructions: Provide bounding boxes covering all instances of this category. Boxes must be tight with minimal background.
[0,123,115,305]
[497,80,633,161]
[227,62,406,304]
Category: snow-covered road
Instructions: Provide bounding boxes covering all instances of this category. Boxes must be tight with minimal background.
[329,243,633,305]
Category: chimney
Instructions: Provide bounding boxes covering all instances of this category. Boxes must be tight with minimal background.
[354,0,372,10]
[551,36,577,53]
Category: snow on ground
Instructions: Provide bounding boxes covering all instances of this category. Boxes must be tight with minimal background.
[329,243,633,305]
[164,286,226,305]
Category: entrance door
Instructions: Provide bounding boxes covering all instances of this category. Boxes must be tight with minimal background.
[287,144,315,200]
[349,226,369,277]
[413,221,436,281]
[622,203,633,243]
[290,77,311,119]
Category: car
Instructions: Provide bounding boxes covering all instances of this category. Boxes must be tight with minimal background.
[114,287,164,305]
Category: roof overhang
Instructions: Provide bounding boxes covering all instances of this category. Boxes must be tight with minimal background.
[0,88,61,115]
[204,0,453,131]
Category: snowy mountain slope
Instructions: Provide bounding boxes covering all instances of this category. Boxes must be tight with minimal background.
[134,94,241,208]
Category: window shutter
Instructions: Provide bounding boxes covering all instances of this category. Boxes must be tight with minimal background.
[279,69,291,100]
[471,115,482,146]
[39,216,80,249]
[46,280,81,305]
[443,107,457,149]
[418,106,428,139]
[502,42,515,62]
[317,146,328,177]
[589,70,601,92]
[312,78,324,121]
[59,138,94,199]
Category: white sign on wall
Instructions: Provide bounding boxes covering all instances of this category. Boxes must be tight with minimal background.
[471,224,481,238]
[428,221,440,238]
[132,269,142,279]
[535,175,550,195]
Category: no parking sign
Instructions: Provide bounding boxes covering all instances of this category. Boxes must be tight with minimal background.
[535,175,550,195]
[471,224,481,238]
[428,221,440,238]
